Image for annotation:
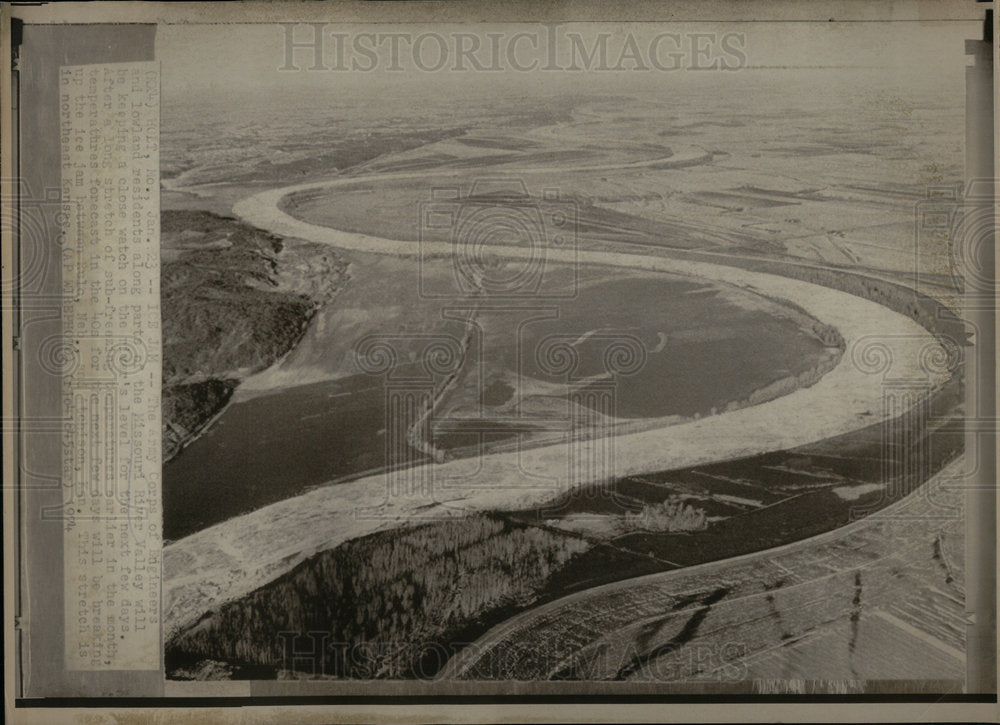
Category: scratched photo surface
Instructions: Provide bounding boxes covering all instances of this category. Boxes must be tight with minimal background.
[151,18,987,691]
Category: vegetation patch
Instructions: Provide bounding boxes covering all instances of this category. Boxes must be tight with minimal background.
[166,514,589,679]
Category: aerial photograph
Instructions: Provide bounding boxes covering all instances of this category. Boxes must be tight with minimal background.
[155,19,978,688]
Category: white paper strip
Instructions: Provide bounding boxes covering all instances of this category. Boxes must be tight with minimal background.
[58,61,161,671]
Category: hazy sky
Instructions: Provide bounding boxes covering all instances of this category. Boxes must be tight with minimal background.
[157,20,979,102]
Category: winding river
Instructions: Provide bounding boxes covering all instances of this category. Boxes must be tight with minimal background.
[163,151,949,638]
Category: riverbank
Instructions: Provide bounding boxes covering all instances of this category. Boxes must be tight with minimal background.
[160,209,349,461]
[160,255,842,541]
[162,149,955,653]
[163,243,949,639]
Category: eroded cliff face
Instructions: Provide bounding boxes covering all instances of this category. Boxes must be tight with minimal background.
[160,209,349,460]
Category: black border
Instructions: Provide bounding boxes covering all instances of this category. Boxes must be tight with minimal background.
[15,694,998,707]
[7,11,997,710]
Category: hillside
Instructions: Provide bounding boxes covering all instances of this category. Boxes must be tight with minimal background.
[160,209,349,460]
